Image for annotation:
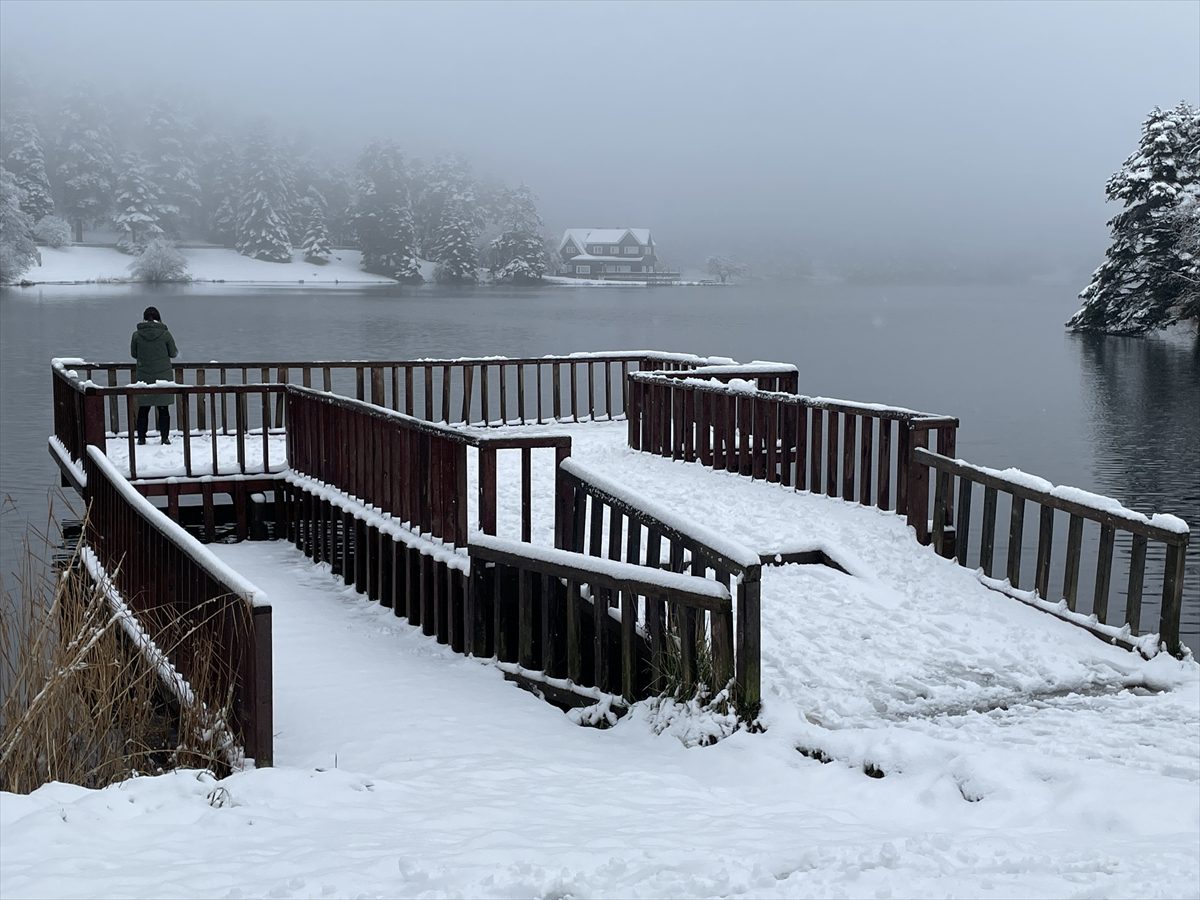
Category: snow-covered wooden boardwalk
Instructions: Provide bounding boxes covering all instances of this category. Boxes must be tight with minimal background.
[21,352,1197,897]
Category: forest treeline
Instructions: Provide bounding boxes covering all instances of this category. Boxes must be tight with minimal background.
[0,81,548,284]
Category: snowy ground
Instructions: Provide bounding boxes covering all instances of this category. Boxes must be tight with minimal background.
[22,246,396,285]
[103,431,288,479]
[6,422,1198,898]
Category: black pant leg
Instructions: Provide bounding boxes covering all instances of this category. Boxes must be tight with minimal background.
[136,406,150,439]
[156,406,170,439]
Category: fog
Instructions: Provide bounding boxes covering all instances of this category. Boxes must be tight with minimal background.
[2,0,1197,278]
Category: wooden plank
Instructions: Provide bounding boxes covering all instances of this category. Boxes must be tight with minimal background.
[1093,523,1115,624]
[587,361,596,422]
[932,468,949,558]
[588,495,603,558]
[955,477,972,567]
[570,362,579,423]
[608,505,624,562]
[479,446,497,535]
[461,365,473,424]
[552,363,561,421]
[620,589,636,701]
[593,586,608,690]
[809,407,823,493]
[424,364,434,422]
[795,405,808,492]
[979,486,998,577]
[518,568,534,669]
[441,365,452,423]
[499,364,509,424]
[1062,514,1084,612]
[826,410,839,498]
[877,418,891,509]
[858,416,873,506]
[1160,543,1187,656]
[1034,504,1054,598]
[605,361,614,421]
[566,580,581,682]
[1006,495,1026,588]
[1124,534,1147,633]
[841,413,855,500]
[516,364,526,424]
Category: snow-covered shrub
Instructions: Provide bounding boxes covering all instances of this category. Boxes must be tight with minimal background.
[0,244,37,284]
[128,239,190,283]
[33,215,72,248]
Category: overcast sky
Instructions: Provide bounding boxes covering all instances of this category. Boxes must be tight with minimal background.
[1,0,1197,275]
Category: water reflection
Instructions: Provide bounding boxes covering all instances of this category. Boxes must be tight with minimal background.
[1075,332,1200,649]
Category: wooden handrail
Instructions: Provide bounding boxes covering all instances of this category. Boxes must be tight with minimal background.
[912,446,1190,656]
[83,447,273,766]
[469,535,736,707]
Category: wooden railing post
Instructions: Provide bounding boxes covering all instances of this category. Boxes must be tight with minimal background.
[905,422,930,544]
[479,445,497,535]
[734,566,761,718]
[1160,540,1187,657]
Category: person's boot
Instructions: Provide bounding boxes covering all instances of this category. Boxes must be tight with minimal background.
[161,434,171,445]
[137,435,146,445]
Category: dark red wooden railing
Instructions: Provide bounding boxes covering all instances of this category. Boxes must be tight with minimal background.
[627,370,960,541]
[82,447,273,766]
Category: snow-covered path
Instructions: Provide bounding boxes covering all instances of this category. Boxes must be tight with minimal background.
[6,421,1197,898]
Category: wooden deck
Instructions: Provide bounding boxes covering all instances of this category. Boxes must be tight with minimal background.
[48,351,1192,768]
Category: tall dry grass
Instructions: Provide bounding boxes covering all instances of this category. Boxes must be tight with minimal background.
[0,510,241,794]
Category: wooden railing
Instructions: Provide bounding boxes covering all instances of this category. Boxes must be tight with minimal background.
[555,458,763,715]
[52,360,287,481]
[82,447,273,766]
[61,351,725,428]
[913,448,1191,656]
[285,385,571,546]
[627,371,960,540]
[467,535,733,705]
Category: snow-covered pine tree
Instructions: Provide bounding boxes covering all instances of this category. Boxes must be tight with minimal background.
[3,113,54,221]
[350,142,421,281]
[236,132,291,262]
[489,184,545,283]
[0,165,40,283]
[112,152,166,254]
[1069,102,1200,334]
[302,202,332,263]
[433,197,478,283]
[145,101,202,238]
[197,133,241,246]
[413,155,481,260]
[57,89,116,242]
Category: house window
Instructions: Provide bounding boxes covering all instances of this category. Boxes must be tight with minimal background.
[623,246,638,255]
[589,245,603,254]
[610,245,620,254]
[605,264,632,273]
[575,265,591,274]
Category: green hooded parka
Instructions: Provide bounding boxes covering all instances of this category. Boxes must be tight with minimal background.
[130,320,179,407]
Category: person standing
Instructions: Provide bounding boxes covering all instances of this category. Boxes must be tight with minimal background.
[130,306,179,445]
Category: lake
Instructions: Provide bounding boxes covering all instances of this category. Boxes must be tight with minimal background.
[1,280,1196,650]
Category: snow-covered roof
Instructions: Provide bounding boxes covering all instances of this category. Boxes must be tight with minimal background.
[560,228,652,252]
[568,253,649,262]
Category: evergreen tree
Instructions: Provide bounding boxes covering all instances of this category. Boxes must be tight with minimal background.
[301,198,332,263]
[3,112,54,221]
[145,101,202,238]
[1069,102,1200,334]
[413,155,481,260]
[0,165,40,283]
[56,89,116,242]
[112,152,166,254]
[236,132,291,262]
[433,197,478,283]
[350,141,421,281]
[196,133,241,245]
[488,185,545,283]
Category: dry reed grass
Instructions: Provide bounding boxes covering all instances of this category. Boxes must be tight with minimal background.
[0,508,242,794]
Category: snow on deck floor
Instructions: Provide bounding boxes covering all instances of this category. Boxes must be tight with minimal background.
[8,421,1196,898]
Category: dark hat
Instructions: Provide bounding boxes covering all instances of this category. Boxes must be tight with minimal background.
[143,306,161,321]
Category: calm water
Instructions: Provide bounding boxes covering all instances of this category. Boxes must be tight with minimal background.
[1,281,1196,649]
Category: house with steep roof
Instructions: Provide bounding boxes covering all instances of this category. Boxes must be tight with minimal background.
[557,228,674,280]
